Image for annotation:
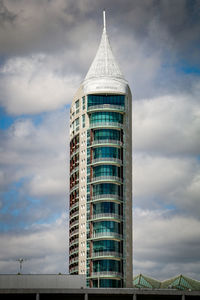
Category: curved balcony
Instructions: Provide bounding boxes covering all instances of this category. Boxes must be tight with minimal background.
[89,213,123,222]
[90,271,122,279]
[69,265,79,273]
[90,122,123,130]
[70,147,79,158]
[91,139,123,148]
[69,248,79,256]
[70,210,79,219]
[70,183,79,194]
[69,238,79,247]
[69,228,79,237]
[89,231,123,240]
[90,251,123,259]
[91,194,122,203]
[87,104,125,113]
[70,165,79,175]
[69,218,79,229]
[70,201,79,211]
[90,175,122,185]
[69,256,79,264]
[90,157,122,166]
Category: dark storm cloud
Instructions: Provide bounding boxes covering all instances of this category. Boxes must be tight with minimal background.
[0,0,16,25]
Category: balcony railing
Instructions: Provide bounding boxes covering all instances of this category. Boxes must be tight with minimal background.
[70,201,79,211]
[70,165,79,175]
[70,210,79,219]
[90,231,123,239]
[90,271,122,278]
[90,175,122,184]
[90,122,123,129]
[90,251,123,259]
[70,183,79,193]
[91,194,122,201]
[69,256,79,264]
[90,213,123,221]
[69,248,79,256]
[69,218,79,228]
[87,104,125,113]
[91,140,123,147]
[69,238,79,247]
[91,157,122,165]
[69,228,79,237]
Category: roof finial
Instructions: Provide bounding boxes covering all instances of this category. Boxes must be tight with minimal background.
[103,10,106,31]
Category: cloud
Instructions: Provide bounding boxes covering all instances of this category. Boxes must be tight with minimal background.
[133,208,200,280]
[0,110,69,230]
[0,55,80,115]
[133,93,200,155]
[0,214,68,274]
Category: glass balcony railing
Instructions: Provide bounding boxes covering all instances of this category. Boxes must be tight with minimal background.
[91,139,123,147]
[89,231,123,240]
[91,194,122,201]
[69,238,79,247]
[69,228,79,237]
[90,176,123,184]
[90,271,122,278]
[69,248,79,256]
[70,183,79,193]
[91,157,122,165]
[70,210,79,219]
[87,104,125,113]
[90,251,123,259]
[69,218,79,228]
[69,257,79,264]
[90,213,123,221]
[90,122,123,129]
[70,201,79,211]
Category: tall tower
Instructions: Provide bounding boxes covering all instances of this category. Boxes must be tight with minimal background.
[69,12,132,288]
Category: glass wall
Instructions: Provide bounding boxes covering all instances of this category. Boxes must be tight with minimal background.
[88,94,125,107]
[93,202,119,214]
[93,221,120,235]
[93,240,120,253]
[92,279,121,288]
[94,129,121,141]
[93,259,120,272]
[93,165,120,177]
[93,147,120,159]
[90,112,123,124]
[93,183,120,196]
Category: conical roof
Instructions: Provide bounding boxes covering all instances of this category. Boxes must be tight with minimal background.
[85,25,124,80]
[83,11,128,94]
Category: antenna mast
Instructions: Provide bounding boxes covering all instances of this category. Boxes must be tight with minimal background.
[103,10,106,30]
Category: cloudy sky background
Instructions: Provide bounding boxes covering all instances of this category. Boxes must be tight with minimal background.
[0,0,200,280]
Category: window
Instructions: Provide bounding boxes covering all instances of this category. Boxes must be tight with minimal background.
[75,117,79,132]
[94,129,121,141]
[75,100,79,114]
[88,94,125,107]
[82,114,85,128]
[90,112,123,124]
[82,96,85,110]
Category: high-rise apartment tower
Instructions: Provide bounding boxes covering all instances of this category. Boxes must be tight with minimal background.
[69,12,132,288]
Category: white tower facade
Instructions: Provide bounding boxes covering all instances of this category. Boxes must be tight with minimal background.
[69,12,132,288]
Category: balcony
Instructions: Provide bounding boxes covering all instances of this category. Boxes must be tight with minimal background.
[91,139,123,147]
[89,231,123,240]
[87,104,125,113]
[70,165,79,175]
[90,251,123,259]
[69,257,79,264]
[91,194,122,202]
[69,218,79,229]
[69,238,79,247]
[89,213,123,222]
[69,228,79,237]
[69,248,79,256]
[70,210,79,219]
[70,201,79,211]
[90,157,122,166]
[70,183,79,193]
[90,271,122,278]
[90,175,122,184]
[89,122,123,130]
[69,265,79,273]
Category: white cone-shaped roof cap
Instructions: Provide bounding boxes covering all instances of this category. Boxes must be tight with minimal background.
[83,11,128,94]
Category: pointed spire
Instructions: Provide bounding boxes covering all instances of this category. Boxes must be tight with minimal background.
[103,10,106,31]
[84,11,125,81]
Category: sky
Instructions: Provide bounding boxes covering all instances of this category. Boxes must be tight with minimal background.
[0,0,200,280]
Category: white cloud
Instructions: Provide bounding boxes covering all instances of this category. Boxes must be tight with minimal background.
[0,55,80,115]
[0,214,68,274]
[133,208,200,279]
